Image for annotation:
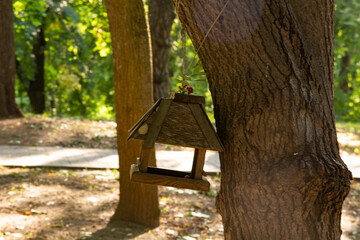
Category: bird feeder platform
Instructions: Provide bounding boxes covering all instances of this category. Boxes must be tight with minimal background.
[128,93,223,191]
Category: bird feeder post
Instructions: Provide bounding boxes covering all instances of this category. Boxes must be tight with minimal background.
[138,148,154,172]
[191,148,207,179]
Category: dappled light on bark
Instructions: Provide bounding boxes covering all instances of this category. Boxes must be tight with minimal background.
[173,0,352,238]
[105,0,160,227]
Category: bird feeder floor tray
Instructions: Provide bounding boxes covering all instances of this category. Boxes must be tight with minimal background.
[130,164,210,192]
[147,166,191,178]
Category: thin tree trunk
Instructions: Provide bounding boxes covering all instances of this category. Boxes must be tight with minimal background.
[339,51,351,93]
[105,0,160,227]
[149,0,175,101]
[0,0,23,119]
[28,22,46,114]
[173,0,352,239]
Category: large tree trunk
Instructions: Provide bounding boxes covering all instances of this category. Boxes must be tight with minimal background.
[148,0,175,101]
[28,22,46,114]
[105,0,160,227]
[173,0,352,239]
[0,0,23,119]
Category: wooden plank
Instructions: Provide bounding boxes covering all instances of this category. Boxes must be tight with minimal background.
[189,103,224,151]
[130,164,139,178]
[138,148,154,172]
[191,148,206,179]
[136,157,141,165]
[173,93,205,104]
[130,164,210,191]
[143,99,172,148]
[128,98,162,140]
[129,110,157,141]
[157,101,211,149]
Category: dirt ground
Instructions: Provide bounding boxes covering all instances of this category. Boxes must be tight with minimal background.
[0,116,117,149]
[0,116,359,240]
[1,115,359,154]
[0,166,223,240]
[0,166,359,240]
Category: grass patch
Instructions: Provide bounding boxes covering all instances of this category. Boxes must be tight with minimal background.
[336,122,360,133]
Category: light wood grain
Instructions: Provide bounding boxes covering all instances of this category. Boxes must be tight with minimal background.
[128,98,162,140]
[139,148,154,172]
[157,101,211,149]
[189,103,224,151]
[191,148,207,179]
[143,99,172,148]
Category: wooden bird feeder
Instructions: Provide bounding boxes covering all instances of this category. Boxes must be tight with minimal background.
[128,93,224,192]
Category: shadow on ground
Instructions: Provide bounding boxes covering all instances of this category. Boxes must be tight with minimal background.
[84,220,157,240]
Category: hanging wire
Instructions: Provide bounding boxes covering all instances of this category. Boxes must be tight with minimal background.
[173,0,231,76]
[181,28,187,74]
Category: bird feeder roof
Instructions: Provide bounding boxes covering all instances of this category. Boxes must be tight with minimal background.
[128,93,224,152]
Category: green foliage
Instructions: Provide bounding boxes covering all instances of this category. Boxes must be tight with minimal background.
[168,4,360,122]
[14,0,47,86]
[169,18,209,96]
[14,0,114,120]
[12,1,359,122]
[334,0,360,121]
[169,17,214,121]
[336,122,360,134]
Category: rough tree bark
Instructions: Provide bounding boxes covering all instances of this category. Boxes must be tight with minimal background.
[148,0,175,101]
[173,0,352,239]
[0,0,23,119]
[105,0,160,227]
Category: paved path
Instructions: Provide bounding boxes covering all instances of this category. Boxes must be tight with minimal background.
[0,146,220,173]
[0,145,359,178]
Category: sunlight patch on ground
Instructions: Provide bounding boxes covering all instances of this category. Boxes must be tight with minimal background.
[338,132,360,149]
[0,169,119,239]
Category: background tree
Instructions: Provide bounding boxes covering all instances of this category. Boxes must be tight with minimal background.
[172,0,352,238]
[0,0,23,119]
[27,13,46,114]
[14,0,113,118]
[105,0,159,227]
[9,0,360,123]
[148,0,175,101]
[334,0,360,121]
[15,1,48,113]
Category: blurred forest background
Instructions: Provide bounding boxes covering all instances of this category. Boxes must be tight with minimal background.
[10,0,360,122]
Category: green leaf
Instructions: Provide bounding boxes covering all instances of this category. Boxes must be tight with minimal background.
[194,60,203,70]
[192,78,207,82]
[192,72,207,76]
[183,81,190,86]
